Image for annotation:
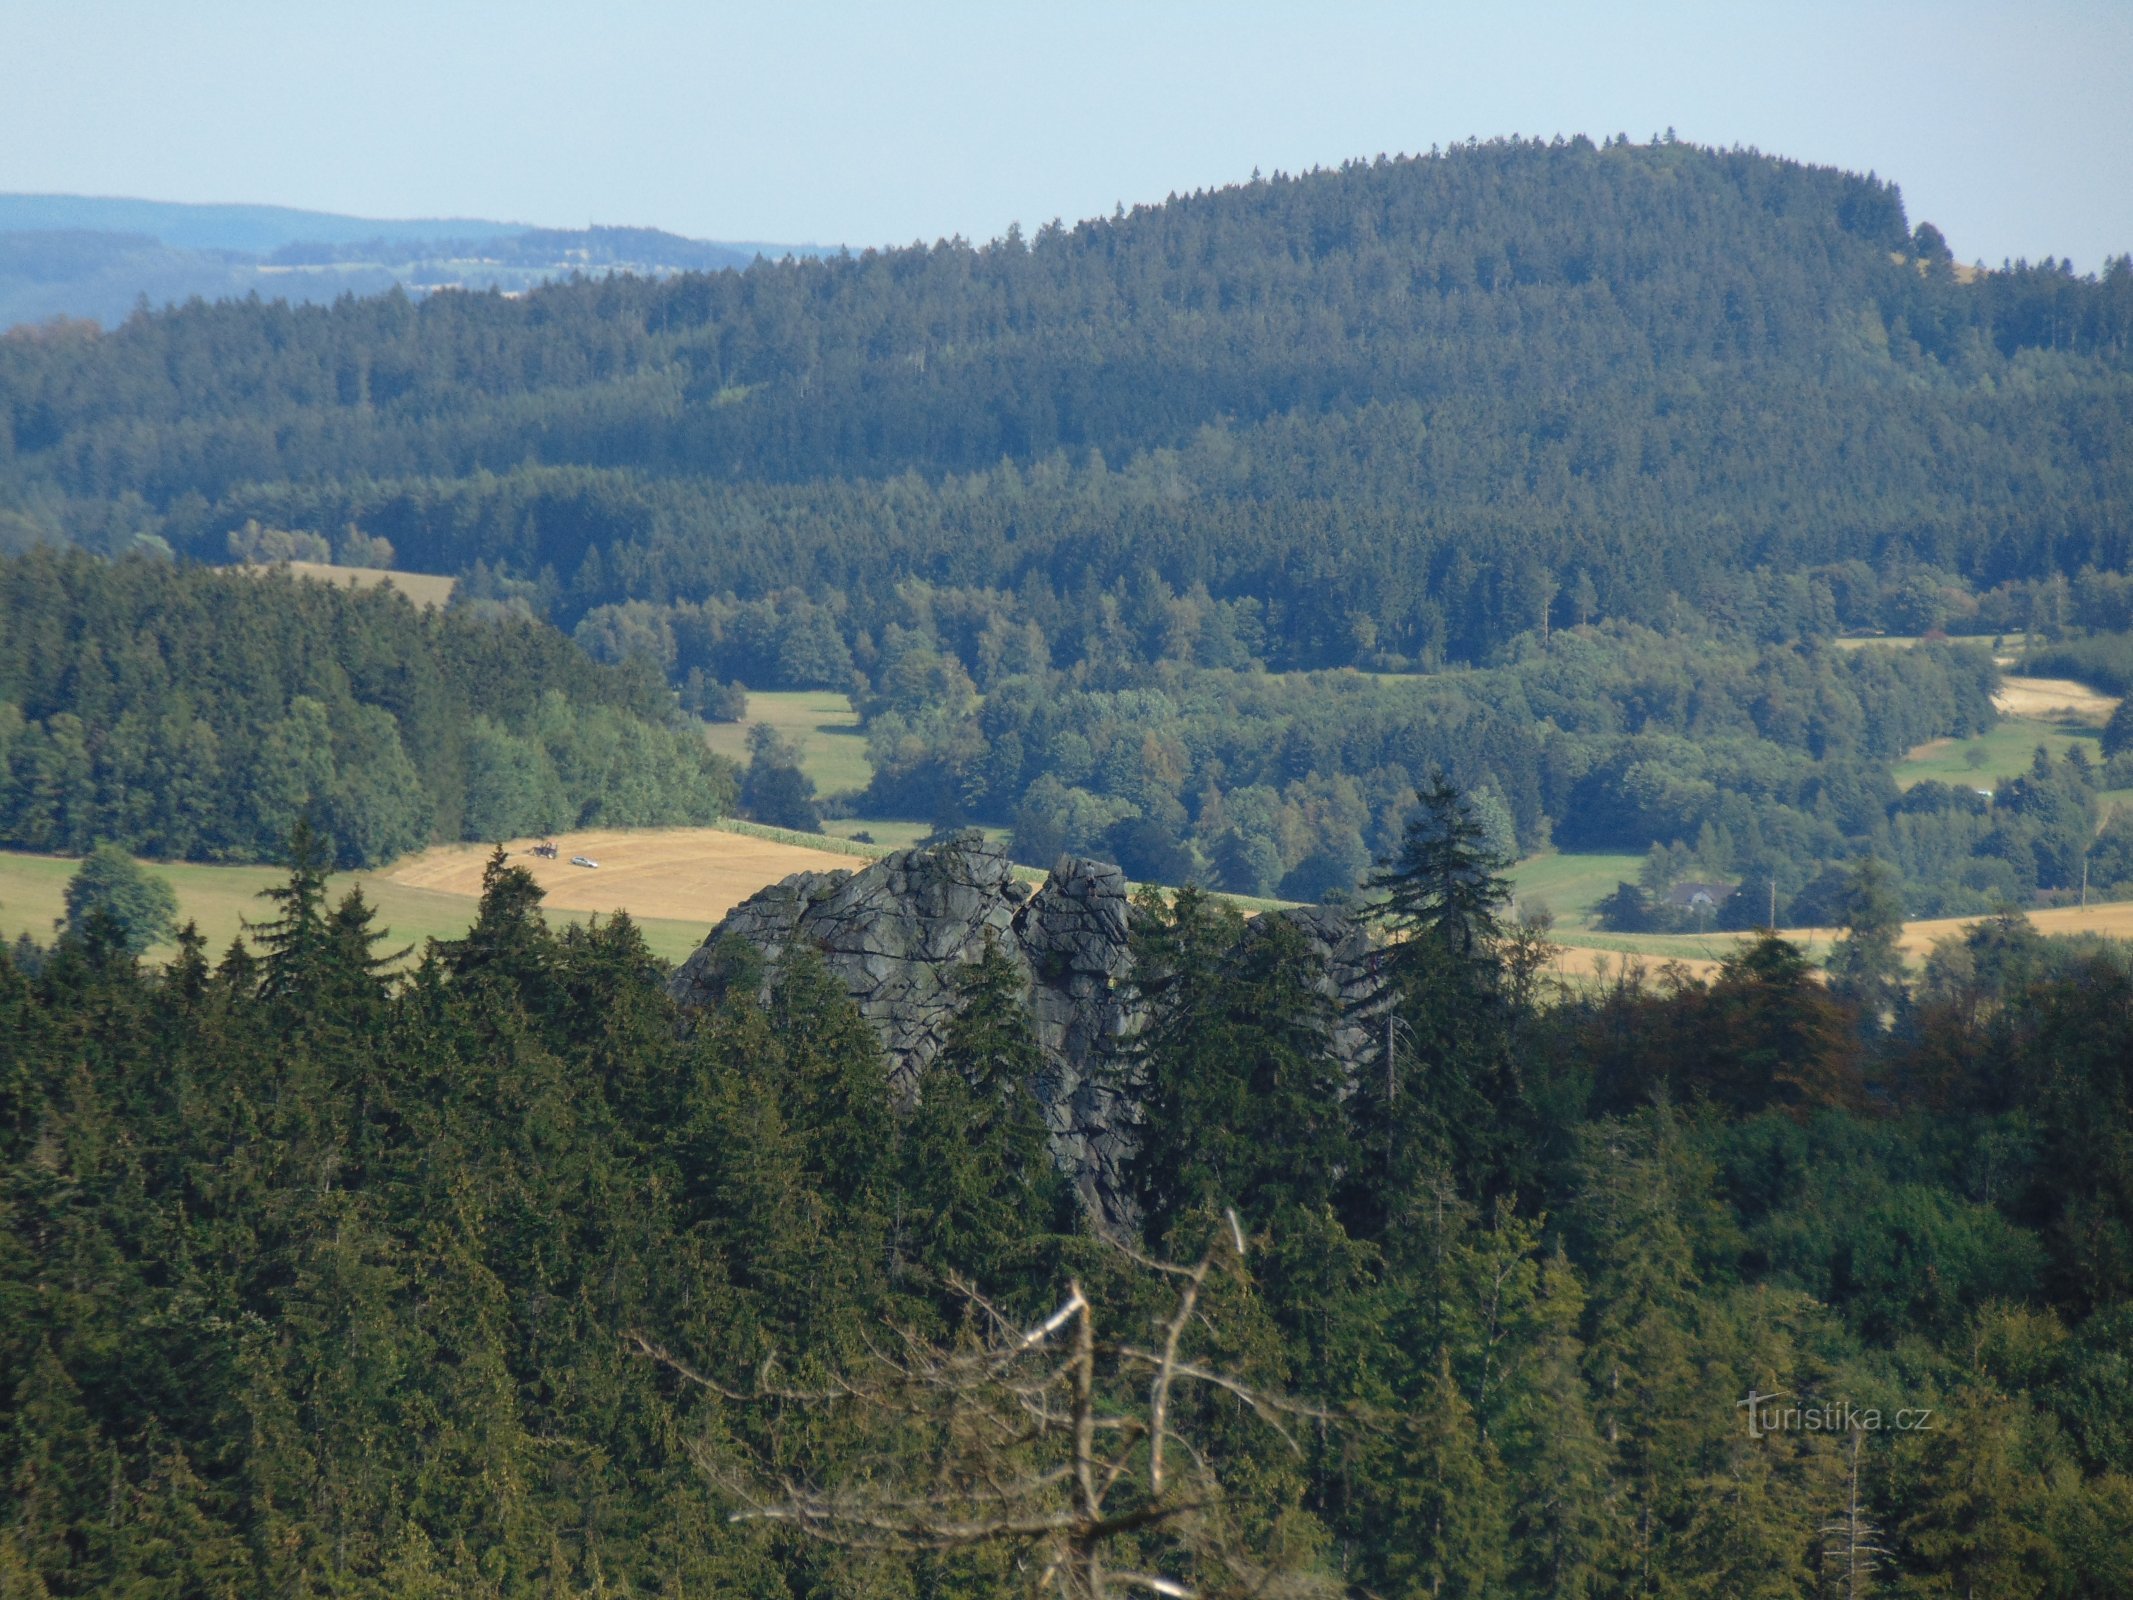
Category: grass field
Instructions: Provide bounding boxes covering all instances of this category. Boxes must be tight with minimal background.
[1506,850,1755,976]
[1504,845,2133,978]
[1506,851,1644,929]
[822,818,932,849]
[1834,633,2026,656]
[820,818,1017,853]
[703,689,873,796]
[704,690,997,850]
[249,560,458,608]
[1833,634,1929,651]
[1897,715,2104,790]
[1890,672,2116,791]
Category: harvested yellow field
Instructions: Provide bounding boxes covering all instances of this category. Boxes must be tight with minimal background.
[383,826,862,925]
[1992,674,2117,723]
[247,560,458,608]
[1893,900,2133,959]
[0,848,716,966]
[1546,900,2133,979]
[1544,944,1725,985]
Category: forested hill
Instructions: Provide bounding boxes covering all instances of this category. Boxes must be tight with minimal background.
[3,136,2129,668]
[0,549,736,866]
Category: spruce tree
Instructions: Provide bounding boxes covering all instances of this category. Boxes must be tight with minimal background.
[440,847,556,990]
[248,816,335,1004]
[897,934,1073,1302]
[1357,775,1531,1210]
[1129,888,1349,1238]
[1377,1350,1510,1598]
[1368,772,1512,975]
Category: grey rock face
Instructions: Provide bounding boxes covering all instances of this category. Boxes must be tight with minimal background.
[670,832,1142,1213]
[668,830,1380,1220]
[1254,904,1388,1068]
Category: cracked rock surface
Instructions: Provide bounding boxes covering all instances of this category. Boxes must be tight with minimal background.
[668,830,1379,1220]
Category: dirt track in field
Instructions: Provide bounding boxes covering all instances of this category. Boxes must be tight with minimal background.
[384,827,862,927]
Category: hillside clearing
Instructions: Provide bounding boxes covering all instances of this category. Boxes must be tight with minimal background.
[702,689,872,795]
[242,560,458,607]
[1897,715,2103,790]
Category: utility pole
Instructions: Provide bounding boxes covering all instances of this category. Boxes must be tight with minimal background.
[1768,874,1777,931]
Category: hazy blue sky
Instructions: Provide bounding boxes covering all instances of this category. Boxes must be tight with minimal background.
[5,1,2128,267]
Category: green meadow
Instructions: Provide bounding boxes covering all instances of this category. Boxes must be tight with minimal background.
[1894,715,2103,791]
[702,689,874,796]
[1506,850,1644,929]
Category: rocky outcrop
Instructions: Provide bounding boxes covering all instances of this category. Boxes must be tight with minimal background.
[670,832,1142,1213]
[1257,904,1388,1068]
[668,830,1381,1219]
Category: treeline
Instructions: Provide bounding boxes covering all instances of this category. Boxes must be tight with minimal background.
[3,811,2131,1595]
[2024,627,2133,694]
[2,138,2129,672]
[0,548,736,866]
[848,622,2049,912]
[1604,743,2133,931]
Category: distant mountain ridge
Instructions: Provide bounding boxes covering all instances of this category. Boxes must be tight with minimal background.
[0,193,535,253]
[0,193,824,329]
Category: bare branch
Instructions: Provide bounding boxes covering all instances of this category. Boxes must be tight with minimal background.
[1148,1247,1214,1498]
[652,1226,1348,1598]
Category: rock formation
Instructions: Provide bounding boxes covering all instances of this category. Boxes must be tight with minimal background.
[668,830,1382,1218]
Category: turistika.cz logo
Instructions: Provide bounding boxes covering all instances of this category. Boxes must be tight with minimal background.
[1737,1389,1935,1439]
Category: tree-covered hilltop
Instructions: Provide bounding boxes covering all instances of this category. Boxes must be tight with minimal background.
[0,548,737,866]
[3,137,2127,669]
[4,135,2130,904]
[3,817,2131,1597]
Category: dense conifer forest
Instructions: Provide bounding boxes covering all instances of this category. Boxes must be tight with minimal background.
[4,818,2132,1597]
[4,138,2128,642]
[0,549,737,865]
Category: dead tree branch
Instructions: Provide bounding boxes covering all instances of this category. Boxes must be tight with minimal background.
[633,1210,1348,1599]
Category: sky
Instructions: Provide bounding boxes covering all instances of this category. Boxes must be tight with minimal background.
[4,1,2129,269]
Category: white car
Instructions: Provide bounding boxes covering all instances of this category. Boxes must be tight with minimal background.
[571,855,599,868]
